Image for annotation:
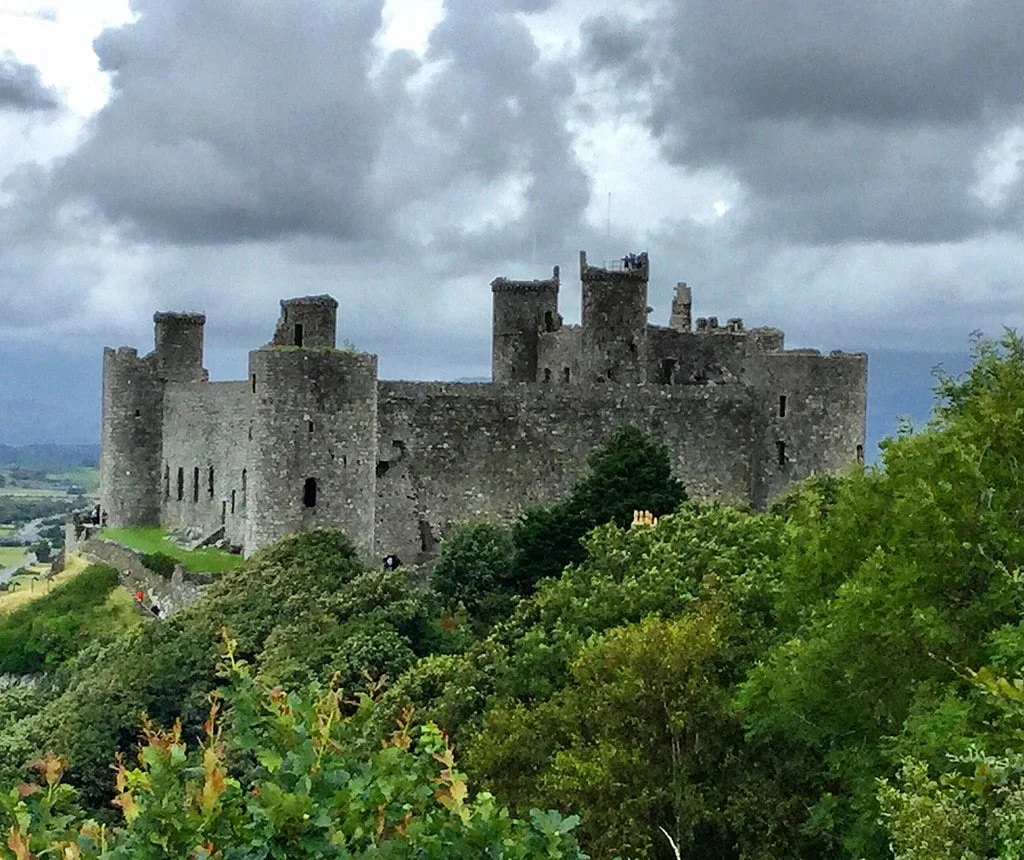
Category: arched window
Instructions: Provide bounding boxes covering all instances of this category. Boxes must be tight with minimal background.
[176,468,184,501]
[303,477,318,508]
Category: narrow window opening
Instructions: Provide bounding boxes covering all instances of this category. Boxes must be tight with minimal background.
[208,466,215,498]
[164,465,170,500]
[776,441,787,467]
[220,501,226,525]
[628,341,637,355]
[418,519,435,553]
[606,368,615,382]
[543,367,552,382]
[856,444,864,465]
[134,409,141,418]
[303,477,318,508]
[251,374,257,393]
[779,395,787,417]
[659,358,676,385]
[241,469,247,506]
[231,489,236,514]
[192,467,200,503]
[544,310,554,332]
[308,420,314,433]
[248,425,252,441]
[342,454,347,468]
[294,323,304,347]
[176,467,184,501]
[563,367,571,383]
[376,461,390,478]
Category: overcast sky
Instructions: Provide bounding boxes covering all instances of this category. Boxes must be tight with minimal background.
[1,0,1022,394]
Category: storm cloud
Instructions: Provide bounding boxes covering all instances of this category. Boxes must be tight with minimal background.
[582,0,1024,243]
[0,52,60,111]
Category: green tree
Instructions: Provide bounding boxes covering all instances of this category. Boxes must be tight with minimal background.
[430,521,515,624]
[511,425,686,591]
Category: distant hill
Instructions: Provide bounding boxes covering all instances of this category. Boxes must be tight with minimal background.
[0,443,99,468]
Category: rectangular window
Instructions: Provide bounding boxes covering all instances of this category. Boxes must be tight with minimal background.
[164,465,170,500]
[208,466,215,498]
[193,467,200,502]
[776,440,787,467]
[176,468,184,501]
[563,367,570,383]
[856,444,864,465]
[231,489,236,514]
[294,323,304,347]
[660,358,676,385]
[251,374,257,393]
[779,395,787,417]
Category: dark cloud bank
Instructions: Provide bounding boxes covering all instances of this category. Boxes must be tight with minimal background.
[0,51,60,112]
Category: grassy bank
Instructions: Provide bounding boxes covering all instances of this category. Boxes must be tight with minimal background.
[102,526,242,573]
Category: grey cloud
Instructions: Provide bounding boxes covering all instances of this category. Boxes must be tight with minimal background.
[0,52,60,112]
[49,0,591,258]
[582,0,1024,244]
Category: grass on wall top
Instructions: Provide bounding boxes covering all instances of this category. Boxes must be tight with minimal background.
[101,527,242,573]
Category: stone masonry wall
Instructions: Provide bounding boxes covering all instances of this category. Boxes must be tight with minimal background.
[374,381,762,561]
[246,348,378,558]
[161,381,251,547]
[77,538,210,617]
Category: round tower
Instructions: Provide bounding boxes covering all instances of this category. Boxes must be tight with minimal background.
[491,266,560,383]
[99,347,164,526]
[244,345,378,558]
[153,312,206,382]
[580,250,649,384]
[270,295,338,348]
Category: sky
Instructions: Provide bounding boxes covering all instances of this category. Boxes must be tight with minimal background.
[0,0,1019,447]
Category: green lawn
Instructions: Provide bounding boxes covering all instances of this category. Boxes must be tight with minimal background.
[0,524,16,537]
[0,547,28,568]
[101,526,242,573]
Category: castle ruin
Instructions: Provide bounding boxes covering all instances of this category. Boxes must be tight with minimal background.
[99,251,867,561]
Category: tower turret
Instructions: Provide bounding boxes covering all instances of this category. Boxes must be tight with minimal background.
[245,345,378,557]
[490,266,560,383]
[98,347,164,526]
[270,295,338,348]
[579,250,649,383]
[669,282,692,332]
[153,311,206,383]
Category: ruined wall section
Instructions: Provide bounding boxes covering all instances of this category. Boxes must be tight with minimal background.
[579,251,649,384]
[270,295,338,349]
[491,268,560,383]
[246,348,378,558]
[375,381,760,561]
[754,350,868,506]
[160,382,251,546]
[153,312,207,383]
[99,348,164,527]
[536,325,581,384]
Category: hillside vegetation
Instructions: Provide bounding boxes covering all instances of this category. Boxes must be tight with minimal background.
[3,334,1024,856]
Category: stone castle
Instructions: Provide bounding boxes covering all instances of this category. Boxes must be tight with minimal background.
[99,251,867,561]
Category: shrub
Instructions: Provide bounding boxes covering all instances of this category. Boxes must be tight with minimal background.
[139,551,177,578]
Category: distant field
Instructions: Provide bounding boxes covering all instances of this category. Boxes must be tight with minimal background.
[102,526,242,573]
[0,525,15,537]
[0,547,27,567]
[0,487,71,499]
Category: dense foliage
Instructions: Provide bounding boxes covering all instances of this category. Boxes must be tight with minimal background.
[0,644,584,858]
[0,564,130,675]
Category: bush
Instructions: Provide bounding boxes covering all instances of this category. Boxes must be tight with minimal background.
[139,551,177,578]
[0,645,587,858]
[0,565,122,675]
